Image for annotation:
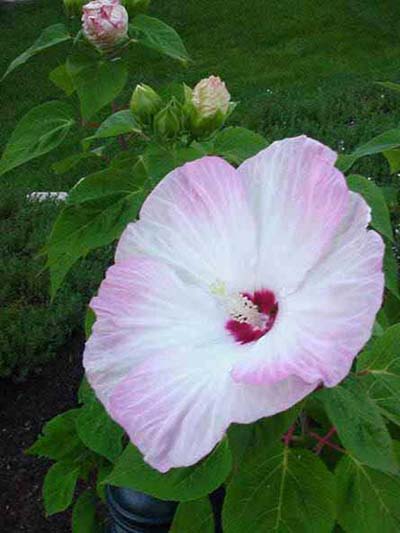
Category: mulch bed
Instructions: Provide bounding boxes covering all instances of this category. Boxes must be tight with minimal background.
[0,333,84,532]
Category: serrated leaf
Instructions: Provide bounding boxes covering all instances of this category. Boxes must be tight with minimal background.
[357,324,400,426]
[347,174,393,240]
[170,497,214,533]
[106,440,232,501]
[336,129,400,172]
[67,48,128,120]
[0,101,75,177]
[223,444,336,533]
[130,15,190,63]
[27,409,85,461]
[2,24,71,81]
[76,398,124,462]
[49,63,75,96]
[384,244,400,300]
[72,490,98,533]
[46,166,147,295]
[317,376,398,473]
[88,109,140,140]
[335,447,400,533]
[212,127,268,165]
[43,461,80,516]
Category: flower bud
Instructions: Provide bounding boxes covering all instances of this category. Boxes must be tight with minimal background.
[121,0,150,17]
[63,0,86,17]
[153,101,181,140]
[130,84,162,123]
[189,75,231,137]
[82,0,129,51]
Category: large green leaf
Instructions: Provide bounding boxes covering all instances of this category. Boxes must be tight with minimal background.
[347,174,393,241]
[337,129,400,172]
[142,143,205,184]
[43,461,80,516]
[72,490,98,533]
[357,324,400,426]
[335,448,400,533]
[67,49,128,120]
[228,404,301,468]
[0,101,75,177]
[130,15,190,63]
[88,109,141,140]
[46,165,147,295]
[105,440,232,501]
[26,409,85,461]
[170,498,214,533]
[76,397,124,463]
[317,376,398,473]
[2,24,71,81]
[212,127,268,165]
[223,444,336,533]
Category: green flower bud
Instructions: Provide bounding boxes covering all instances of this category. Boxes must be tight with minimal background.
[153,101,181,140]
[63,0,85,17]
[121,0,150,17]
[130,84,162,124]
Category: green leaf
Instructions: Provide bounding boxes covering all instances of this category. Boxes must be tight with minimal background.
[142,143,205,184]
[89,109,140,140]
[212,127,268,165]
[223,444,336,533]
[27,409,85,461]
[67,48,128,120]
[384,244,400,300]
[43,461,80,516]
[317,376,398,473]
[228,404,301,468]
[335,448,400,533]
[383,148,400,174]
[170,498,214,533]
[106,440,232,501]
[130,15,190,63]
[72,490,98,533]
[46,166,147,295]
[0,101,75,177]
[78,377,95,405]
[2,24,71,81]
[336,129,400,172]
[52,152,99,175]
[376,81,400,94]
[49,63,75,96]
[76,397,124,462]
[85,308,96,339]
[346,175,393,240]
[357,324,400,426]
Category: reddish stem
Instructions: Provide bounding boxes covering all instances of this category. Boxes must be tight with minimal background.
[310,427,345,454]
[283,422,297,447]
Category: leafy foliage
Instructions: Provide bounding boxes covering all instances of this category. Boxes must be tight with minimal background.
[170,497,214,533]
[106,440,232,501]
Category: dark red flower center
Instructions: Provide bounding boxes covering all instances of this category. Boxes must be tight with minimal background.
[225,289,278,344]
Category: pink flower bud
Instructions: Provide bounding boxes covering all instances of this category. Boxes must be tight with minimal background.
[192,75,231,119]
[82,0,128,51]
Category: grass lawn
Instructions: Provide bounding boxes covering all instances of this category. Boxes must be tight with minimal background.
[1,0,400,376]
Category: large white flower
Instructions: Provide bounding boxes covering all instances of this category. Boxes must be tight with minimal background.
[84,136,384,472]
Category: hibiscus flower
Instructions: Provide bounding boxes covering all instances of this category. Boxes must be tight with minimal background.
[84,135,384,472]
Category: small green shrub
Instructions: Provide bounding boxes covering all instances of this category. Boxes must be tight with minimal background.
[0,187,112,379]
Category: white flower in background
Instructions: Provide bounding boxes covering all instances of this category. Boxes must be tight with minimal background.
[84,136,384,473]
[82,0,128,50]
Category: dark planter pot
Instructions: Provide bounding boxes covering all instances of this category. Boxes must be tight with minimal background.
[106,485,225,532]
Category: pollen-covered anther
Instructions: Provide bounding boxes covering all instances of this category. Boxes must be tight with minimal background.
[227,294,266,329]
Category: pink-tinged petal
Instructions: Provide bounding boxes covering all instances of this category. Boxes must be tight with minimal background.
[83,255,226,407]
[239,135,349,294]
[116,156,257,292]
[108,348,317,472]
[232,193,384,387]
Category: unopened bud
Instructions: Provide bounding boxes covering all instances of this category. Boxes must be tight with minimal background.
[121,0,150,17]
[82,0,129,51]
[154,101,181,140]
[130,84,162,123]
[189,75,231,137]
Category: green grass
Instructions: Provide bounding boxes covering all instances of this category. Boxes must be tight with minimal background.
[1,0,400,376]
